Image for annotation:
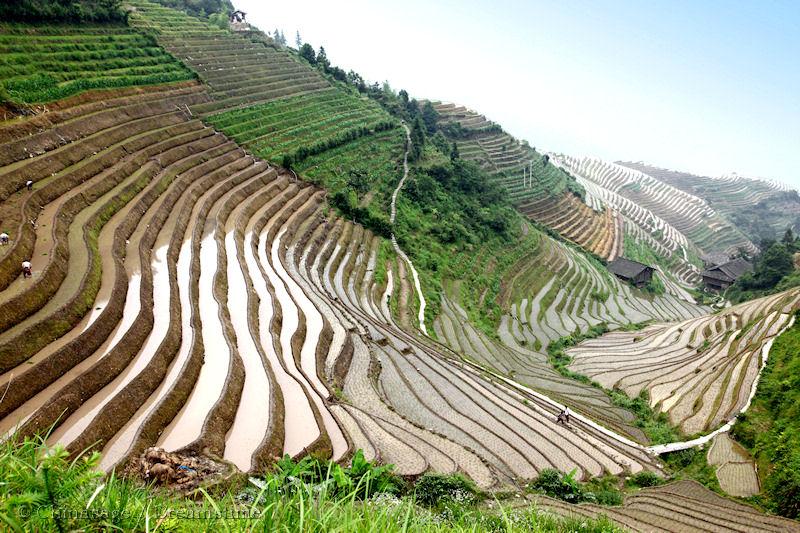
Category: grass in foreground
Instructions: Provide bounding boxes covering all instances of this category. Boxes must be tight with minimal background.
[0,436,624,532]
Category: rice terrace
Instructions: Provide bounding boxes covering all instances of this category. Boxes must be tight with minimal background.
[1,1,800,531]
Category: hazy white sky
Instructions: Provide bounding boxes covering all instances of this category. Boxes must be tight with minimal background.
[233,0,799,188]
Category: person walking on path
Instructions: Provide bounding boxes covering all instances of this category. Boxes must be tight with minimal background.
[22,260,32,278]
[556,407,571,425]
[0,232,8,245]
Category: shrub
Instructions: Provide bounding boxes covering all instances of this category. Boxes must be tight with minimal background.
[662,447,698,469]
[585,489,623,506]
[527,468,584,503]
[626,471,663,488]
[608,389,678,444]
[642,273,665,295]
[0,438,628,531]
[547,324,609,372]
[414,473,479,508]
[272,450,403,500]
[582,475,624,506]
[762,432,800,518]
[1,437,103,532]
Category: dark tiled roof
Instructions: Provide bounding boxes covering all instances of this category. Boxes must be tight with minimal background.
[702,252,731,268]
[702,258,753,283]
[608,257,653,279]
[702,270,733,282]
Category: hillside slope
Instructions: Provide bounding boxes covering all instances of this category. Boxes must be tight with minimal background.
[555,155,757,269]
[431,102,623,261]
[0,5,667,487]
[567,289,799,434]
[0,22,194,107]
[620,161,800,245]
[1,4,797,530]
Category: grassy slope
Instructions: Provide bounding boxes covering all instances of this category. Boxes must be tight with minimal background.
[207,90,405,242]
[394,144,521,333]
[0,23,194,104]
[206,90,395,166]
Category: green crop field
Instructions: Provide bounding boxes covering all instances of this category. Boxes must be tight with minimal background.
[297,126,405,202]
[207,89,396,166]
[0,24,194,104]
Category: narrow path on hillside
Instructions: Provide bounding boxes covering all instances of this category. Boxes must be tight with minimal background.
[390,122,428,335]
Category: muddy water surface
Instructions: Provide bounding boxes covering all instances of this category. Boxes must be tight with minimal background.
[222,200,271,471]
[250,200,320,456]
[270,228,348,460]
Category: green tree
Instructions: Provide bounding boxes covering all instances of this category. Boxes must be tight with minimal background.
[409,116,426,161]
[208,11,228,29]
[272,28,287,45]
[421,101,439,134]
[430,132,449,154]
[783,227,796,248]
[406,98,420,120]
[295,30,302,49]
[317,46,330,70]
[755,243,793,286]
[299,43,317,64]
[450,141,460,161]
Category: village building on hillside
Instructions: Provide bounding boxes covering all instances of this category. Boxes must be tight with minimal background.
[701,258,753,292]
[701,252,731,269]
[607,257,655,288]
[229,10,250,31]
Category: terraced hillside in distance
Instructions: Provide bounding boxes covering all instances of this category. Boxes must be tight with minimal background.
[550,156,702,286]
[621,161,800,244]
[497,237,706,357]
[567,289,799,434]
[2,3,800,531]
[555,155,757,267]
[430,102,623,261]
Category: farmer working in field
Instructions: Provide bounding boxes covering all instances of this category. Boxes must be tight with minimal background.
[26,180,33,191]
[0,232,8,245]
[22,260,32,278]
